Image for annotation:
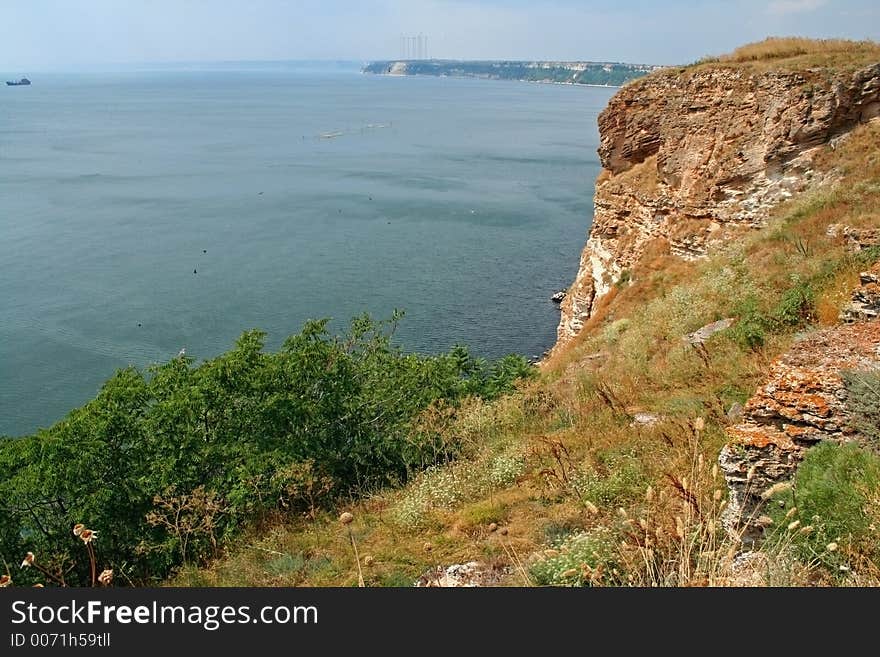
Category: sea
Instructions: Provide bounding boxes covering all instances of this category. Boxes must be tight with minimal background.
[0,62,615,437]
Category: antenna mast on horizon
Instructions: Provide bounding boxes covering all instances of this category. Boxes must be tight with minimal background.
[400,33,429,60]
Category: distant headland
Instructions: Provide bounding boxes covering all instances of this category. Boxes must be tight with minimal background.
[362,60,661,87]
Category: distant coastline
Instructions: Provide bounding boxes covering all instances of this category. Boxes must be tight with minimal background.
[362,59,661,87]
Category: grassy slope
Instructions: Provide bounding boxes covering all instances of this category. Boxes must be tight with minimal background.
[178,82,880,588]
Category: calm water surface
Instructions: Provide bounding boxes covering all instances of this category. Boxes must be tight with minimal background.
[0,65,614,436]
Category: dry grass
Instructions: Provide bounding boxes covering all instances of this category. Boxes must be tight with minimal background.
[608,155,660,196]
[690,37,880,72]
[724,37,880,64]
[815,267,862,325]
[178,117,880,589]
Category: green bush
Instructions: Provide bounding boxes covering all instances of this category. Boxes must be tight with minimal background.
[842,370,880,445]
[728,278,816,350]
[0,313,534,585]
[769,442,880,574]
[729,296,769,349]
[772,279,815,326]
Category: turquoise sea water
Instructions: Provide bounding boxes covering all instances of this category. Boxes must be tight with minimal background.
[0,64,614,437]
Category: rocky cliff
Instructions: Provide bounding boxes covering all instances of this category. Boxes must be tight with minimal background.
[557,61,880,344]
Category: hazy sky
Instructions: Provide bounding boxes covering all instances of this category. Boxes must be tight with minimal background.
[2,0,879,70]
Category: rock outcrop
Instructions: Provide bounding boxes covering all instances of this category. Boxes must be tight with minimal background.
[843,267,880,323]
[414,561,508,587]
[557,63,880,345]
[719,264,880,545]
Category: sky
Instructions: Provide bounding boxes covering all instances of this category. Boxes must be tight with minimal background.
[2,0,879,70]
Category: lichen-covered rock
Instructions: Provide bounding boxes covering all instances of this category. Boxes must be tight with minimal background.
[557,63,880,346]
[827,224,880,252]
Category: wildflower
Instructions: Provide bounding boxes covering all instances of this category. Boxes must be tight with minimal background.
[583,501,599,515]
[363,556,374,567]
[826,542,839,552]
[21,552,35,568]
[544,549,560,558]
[32,584,44,588]
[711,464,718,479]
[98,569,113,586]
[645,486,654,502]
[756,515,774,527]
[79,529,98,544]
[560,568,579,578]
[799,525,814,536]
[72,523,85,537]
[617,507,628,519]
[784,506,798,520]
[0,575,11,587]
[694,418,705,432]
[714,489,723,501]
[339,512,354,525]
[787,520,800,531]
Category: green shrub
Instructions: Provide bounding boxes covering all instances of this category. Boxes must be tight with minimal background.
[729,296,769,349]
[842,370,880,445]
[769,442,880,574]
[0,313,534,585]
[772,279,815,326]
[727,277,816,351]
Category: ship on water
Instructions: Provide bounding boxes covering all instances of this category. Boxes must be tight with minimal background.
[6,77,31,86]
